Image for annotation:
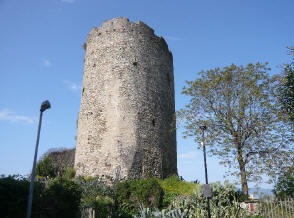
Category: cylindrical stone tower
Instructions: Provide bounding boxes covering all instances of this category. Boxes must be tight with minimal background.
[75,17,177,181]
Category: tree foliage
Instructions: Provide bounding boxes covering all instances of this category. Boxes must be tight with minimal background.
[35,156,56,178]
[273,168,294,200]
[278,47,294,122]
[179,63,292,195]
[46,148,75,177]
[36,148,75,178]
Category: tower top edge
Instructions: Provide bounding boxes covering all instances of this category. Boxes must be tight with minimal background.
[86,17,172,55]
[99,17,154,33]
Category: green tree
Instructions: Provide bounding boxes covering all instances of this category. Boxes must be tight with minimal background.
[279,47,294,122]
[36,148,75,178]
[273,168,294,199]
[35,156,56,178]
[179,63,292,196]
[45,148,75,177]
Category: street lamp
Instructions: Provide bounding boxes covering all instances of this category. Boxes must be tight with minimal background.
[200,125,211,218]
[26,100,51,218]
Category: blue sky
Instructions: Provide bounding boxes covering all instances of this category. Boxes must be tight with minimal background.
[0,0,293,189]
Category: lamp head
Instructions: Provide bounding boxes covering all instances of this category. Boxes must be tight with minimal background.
[40,100,51,112]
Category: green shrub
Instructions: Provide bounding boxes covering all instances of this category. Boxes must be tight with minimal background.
[0,175,84,218]
[116,201,138,218]
[116,177,164,216]
[157,176,198,207]
[162,192,179,208]
[62,167,76,180]
[0,175,44,218]
[77,176,116,218]
[158,176,197,196]
[208,181,247,206]
[167,181,247,217]
[43,178,82,218]
[92,196,115,218]
[77,176,115,203]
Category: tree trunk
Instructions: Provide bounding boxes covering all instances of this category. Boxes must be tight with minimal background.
[239,160,248,196]
[237,146,249,196]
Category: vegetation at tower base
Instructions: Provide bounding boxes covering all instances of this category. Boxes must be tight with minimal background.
[278,46,294,123]
[0,175,81,218]
[0,174,259,217]
[135,181,248,218]
[77,176,199,217]
[178,62,293,196]
[0,175,43,218]
[116,178,165,216]
[76,176,116,217]
[42,178,82,218]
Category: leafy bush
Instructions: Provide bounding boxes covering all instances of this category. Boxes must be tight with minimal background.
[0,175,44,218]
[157,176,198,207]
[0,175,82,218]
[208,181,247,205]
[158,176,197,196]
[116,201,138,218]
[77,176,116,218]
[162,192,179,208]
[43,178,82,218]
[167,181,247,217]
[116,178,164,216]
[63,167,76,180]
[95,196,115,217]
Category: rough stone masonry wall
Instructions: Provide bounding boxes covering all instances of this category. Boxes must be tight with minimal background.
[75,17,177,181]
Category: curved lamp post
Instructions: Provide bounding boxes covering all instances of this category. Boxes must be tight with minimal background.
[26,100,51,218]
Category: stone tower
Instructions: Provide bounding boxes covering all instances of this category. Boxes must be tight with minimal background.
[75,17,177,181]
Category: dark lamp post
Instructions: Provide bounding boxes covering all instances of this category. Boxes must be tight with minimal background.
[26,100,51,218]
[200,125,211,218]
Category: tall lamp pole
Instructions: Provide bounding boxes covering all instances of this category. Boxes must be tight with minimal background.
[26,100,51,218]
[200,125,211,218]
